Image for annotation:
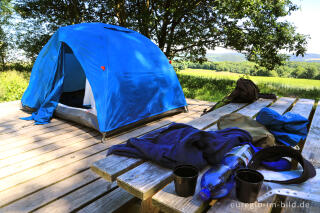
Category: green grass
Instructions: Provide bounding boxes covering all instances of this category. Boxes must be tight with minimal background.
[178,69,320,102]
[1,68,319,104]
[0,70,30,103]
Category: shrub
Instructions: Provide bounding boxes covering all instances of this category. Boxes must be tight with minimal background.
[0,70,30,102]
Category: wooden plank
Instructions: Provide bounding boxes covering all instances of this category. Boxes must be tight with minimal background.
[0,152,106,207]
[0,129,97,166]
[152,167,210,213]
[280,198,320,213]
[0,123,84,152]
[33,178,118,213]
[0,116,61,131]
[0,121,77,143]
[91,155,144,182]
[206,98,273,131]
[0,133,102,179]
[152,97,297,213]
[207,198,271,213]
[77,187,135,213]
[280,99,318,213]
[302,100,320,168]
[236,99,274,117]
[0,104,206,206]
[0,100,24,120]
[0,140,102,192]
[0,120,76,142]
[290,98,314,119]
[186,102,246,129]
[0,118,65,135]
[0,169,109,212]
[117,162,173,200]
[268,97,296,114]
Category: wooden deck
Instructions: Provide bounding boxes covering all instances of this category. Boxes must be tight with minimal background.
[0,99,214,213]
[1,97,319,213]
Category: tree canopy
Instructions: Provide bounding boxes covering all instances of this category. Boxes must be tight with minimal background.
[0,0,13,69]
[13,0,308,70]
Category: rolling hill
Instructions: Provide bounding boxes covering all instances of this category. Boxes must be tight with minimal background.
[206,52,320,62]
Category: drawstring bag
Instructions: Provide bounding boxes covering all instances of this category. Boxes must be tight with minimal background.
[202,78,276,115]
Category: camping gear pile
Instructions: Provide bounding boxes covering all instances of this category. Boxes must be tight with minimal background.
[108,78,316,203]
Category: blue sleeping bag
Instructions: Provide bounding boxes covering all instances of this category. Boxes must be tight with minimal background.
[256,107,309,146]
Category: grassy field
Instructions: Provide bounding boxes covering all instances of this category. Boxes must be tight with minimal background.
[0,68,319,103]
[177,69,320,102]
[0,70,30,102]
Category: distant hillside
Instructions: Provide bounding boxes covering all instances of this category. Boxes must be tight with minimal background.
[206,53,246,62]
[206,52,320,63]
[289,53,320,62]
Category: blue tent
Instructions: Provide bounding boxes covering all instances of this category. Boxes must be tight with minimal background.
[21,23,187,133]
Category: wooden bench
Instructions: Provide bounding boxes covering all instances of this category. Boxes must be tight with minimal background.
[91,97,319,213]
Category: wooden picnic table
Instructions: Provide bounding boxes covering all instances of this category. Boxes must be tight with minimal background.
[92,97,320,213]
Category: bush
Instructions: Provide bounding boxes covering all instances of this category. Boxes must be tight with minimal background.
[0,70,30,102]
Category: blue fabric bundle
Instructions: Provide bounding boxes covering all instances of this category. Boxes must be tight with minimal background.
[108,123,252,170]
[256,107,309,146]
[108,122,291,171]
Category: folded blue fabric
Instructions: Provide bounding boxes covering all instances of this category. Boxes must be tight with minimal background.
[108,123,252,170]
[256,107,308,146]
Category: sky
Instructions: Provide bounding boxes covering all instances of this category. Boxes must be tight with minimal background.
[211,0,320,54]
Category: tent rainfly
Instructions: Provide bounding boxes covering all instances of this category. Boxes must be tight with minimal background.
[21,23,187,136]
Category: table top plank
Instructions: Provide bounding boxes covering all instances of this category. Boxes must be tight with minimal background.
[186,102,246,129]
[152,167,210,213]
[117,162,173,200]
[280,100,320,213]
[289,98,315,119]
[302,100,320,168]
[236,98,274,117]
[268,97,296,115]
[206,98,274,132]
[91,155,144,182]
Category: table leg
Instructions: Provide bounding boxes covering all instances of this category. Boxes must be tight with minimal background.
[140,197,159,213]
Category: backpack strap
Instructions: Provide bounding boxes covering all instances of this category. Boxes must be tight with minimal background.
[248,146,316,184]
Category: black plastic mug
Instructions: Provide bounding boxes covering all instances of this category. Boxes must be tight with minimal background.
[235,168,264,203]
[173,165,199,197]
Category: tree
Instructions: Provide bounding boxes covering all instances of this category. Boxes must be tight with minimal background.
[292,66,305,78]
[300,65,318,79]
[0,0,12,70]
[14,0,307,69]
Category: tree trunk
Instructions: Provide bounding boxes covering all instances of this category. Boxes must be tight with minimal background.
[157,0,172,50]
[115,0,127,27]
